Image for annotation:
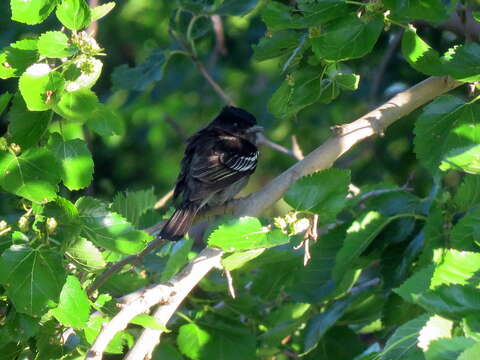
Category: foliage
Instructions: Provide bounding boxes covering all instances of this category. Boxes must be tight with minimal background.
[0,0,480,359]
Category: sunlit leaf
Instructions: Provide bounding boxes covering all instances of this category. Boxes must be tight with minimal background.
[37,31,76,58]
[284,168,350,222]
[48,133,94,190]
[311,14,383,61]
[10,0,57,25]
[414,95,480,174]
[0,147,62,203]
[19,64,64,111]
[76,197,151,254]
[0,245,66,316]
[0,39,38,79]
[51,275,90,328]
[56,0,92,30]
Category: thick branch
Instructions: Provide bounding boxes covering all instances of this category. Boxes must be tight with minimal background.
[85,248,223,360]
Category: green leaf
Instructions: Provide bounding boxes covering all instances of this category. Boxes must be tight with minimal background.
[380,313,429,359]
[0,92,12,116]
[260,302,311,346]
[454,175,480,212]
[86,104,124,136]
[451,208,480,250]
[287,225,357,303]
[10,0,57,25]
[335,73,360,90]
[252,31,302,62]
[269,66,341,119]
[0,245,66,316]
[402,26,444,76]
[91,1,115,21]
[425,337,476,360]
[66,237,106,270]
[414,95,480,174]
[0,147,62,203]
[76,197,151,254]
[48,133,94,190]
[303,293,360,354]
[458,342,480,360]
[222,248,266,271]
[161,237,193,281]
[284,168,350,221]
[37,31,76,58]
[7,94,51,149]
[395,249,480,309]
[214,0,257,16]
[56,0,92,30]
[208,217,288,251]
[177,321,255,360]
[442,44,480,82]
[152,340,183,360]
[311,14,383,61]
[307,326,366,360]
[19,64,64,111]
[417,285,480,320]
[333,211,391,281]
[383,0,450,24]
[0,39,38,79]
[111,188,156,226]
[51,275,90,328]
[260,0,349,31]
[130,314,169,331]
[111,48,168,91]
[53,88,100,121]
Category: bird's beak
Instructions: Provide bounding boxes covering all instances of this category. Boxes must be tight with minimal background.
[246,125,264,134]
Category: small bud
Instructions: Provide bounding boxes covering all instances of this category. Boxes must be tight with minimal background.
[286,73,295,87]
[309,26,321,38]
[0,138,8,151]
[0,220,7,231]
[10,143,21,155]
[46,217,58,234]
[274,216,287,231]
[18,216,29,232]
[292,218,310,234]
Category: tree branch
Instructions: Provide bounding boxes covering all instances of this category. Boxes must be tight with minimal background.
[85,248,223,360]
[230,76,462,217]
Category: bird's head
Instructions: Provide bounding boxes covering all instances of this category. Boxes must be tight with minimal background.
[211,106,264,142]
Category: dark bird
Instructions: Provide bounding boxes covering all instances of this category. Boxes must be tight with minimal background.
[159,106,263,241]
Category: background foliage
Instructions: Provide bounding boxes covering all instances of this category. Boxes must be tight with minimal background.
[1,0,480,359]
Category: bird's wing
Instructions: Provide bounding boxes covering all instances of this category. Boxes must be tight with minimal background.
[186,135,258,201]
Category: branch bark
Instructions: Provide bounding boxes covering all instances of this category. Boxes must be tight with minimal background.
[85,248,223,360]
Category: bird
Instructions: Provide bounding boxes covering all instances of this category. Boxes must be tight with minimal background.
[159,106,263,241]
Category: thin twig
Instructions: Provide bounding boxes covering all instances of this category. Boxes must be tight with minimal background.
[209,14,227,68]
[291,135,304,160]
[257,133,302,160]
[224,268,236,299]
[154,189,174,210]
[369,30,403,105]
[87,0,99,36]
[164,115,188,140]
[86,236,166,296]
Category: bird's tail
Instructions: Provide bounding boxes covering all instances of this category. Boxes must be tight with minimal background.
[159,202,199,241]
